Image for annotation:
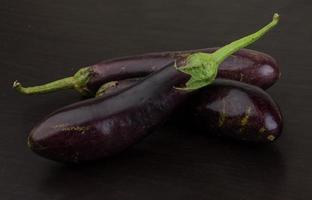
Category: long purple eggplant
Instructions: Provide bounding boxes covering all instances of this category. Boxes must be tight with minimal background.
[13,43,279,96]
[96,79,282,143]
[85,48,280,92]
[27,14,279,163]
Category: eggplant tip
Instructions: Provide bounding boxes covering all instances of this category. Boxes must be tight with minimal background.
[12,80,21,88]
[273,13,279,19]
[12,80,26,94]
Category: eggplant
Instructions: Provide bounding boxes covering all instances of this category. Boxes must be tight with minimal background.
[28,63,191,162]
[27,14,279,163]
[87,48,279,91]
[191,79,283,142]
[96,79,282,143]
[13,41,279,96]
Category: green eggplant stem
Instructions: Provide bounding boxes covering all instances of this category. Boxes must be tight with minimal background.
[212,13,280,65]
[13,77,74,94]
[176,13,279,90]
[13,67,91,96]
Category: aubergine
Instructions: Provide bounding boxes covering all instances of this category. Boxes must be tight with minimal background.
[96,79,282,143]
[27,14,279,163]
[90,48,279,91]
[191,79,283,142]
[28,63,191,162]
[13,42,279,96]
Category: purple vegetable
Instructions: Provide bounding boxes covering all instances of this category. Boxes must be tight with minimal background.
[28,63,191,162]
[87,48,279,91]
[191,79,283,143]
[13,41,279,96]
[96,79,283,143]
[27,14,279,163]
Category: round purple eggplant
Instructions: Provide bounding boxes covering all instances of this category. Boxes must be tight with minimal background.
[191,79,283,143]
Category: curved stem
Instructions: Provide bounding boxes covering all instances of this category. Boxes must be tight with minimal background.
[176,13,280,90]
[13,77,75,95]
[13,67,91,96]
[212,13,279,65]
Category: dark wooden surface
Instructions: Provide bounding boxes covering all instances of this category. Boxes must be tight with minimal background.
[1,0,311,199]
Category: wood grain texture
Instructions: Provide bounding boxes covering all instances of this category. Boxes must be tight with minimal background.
[0,0,311,199]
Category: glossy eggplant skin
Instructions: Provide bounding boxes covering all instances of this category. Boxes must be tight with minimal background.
[28,63,192,163]
[97,79,283,143]
[88,48,279,92]
[191,79,283,143]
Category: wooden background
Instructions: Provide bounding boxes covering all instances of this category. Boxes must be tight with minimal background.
[0,0,311,199]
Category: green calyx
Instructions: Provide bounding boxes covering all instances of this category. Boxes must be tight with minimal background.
[13,67,92,96]
[175,53,218,90]
[72,67,92,95]
[176,13,280,90]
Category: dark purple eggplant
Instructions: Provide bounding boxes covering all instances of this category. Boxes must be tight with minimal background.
[191,79,283,143]
[13,39,279,96]
[28,63,191,162]
[96,79,283,143]
[87,48,279,91]
[27,14,279,163]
